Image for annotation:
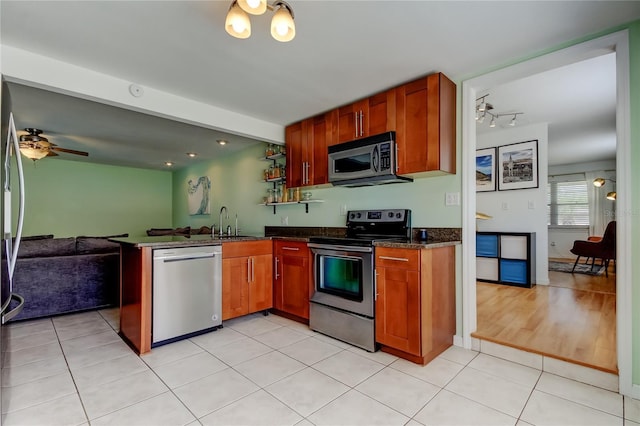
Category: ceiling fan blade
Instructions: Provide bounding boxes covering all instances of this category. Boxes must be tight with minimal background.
[46,151,59,157]
[50,147,89,156]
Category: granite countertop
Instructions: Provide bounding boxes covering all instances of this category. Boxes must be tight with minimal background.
[110,234,269,248]
[374,240,461,249]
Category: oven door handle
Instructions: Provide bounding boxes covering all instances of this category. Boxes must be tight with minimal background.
[307,243,373,253]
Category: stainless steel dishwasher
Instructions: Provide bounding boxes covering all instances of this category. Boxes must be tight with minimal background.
[152,245,222,346]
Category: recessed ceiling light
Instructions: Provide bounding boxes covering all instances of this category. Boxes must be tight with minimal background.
[165,161,174,167]
[217,139,227,146]
[186,152,198,158]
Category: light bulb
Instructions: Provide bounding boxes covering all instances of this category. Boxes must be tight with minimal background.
[271,5,295,42]
[225,2,251,39]
[478,101,486,112]
[238,0,266,15]
[509,116,516,126]
[489,116,496,128]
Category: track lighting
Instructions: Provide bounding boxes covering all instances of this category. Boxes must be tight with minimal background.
[489,115,496,128]
[225,0,295,42]
[476,94,524,129]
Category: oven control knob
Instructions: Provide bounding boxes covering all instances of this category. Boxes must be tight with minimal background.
[349,213,355,219]
[396,212,402,219]
[388,212,394,218]
[356,212,362,218]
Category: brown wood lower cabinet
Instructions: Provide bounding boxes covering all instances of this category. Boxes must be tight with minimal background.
[273,240,311,321]
[375,245,455,364]
[222,240,273,320]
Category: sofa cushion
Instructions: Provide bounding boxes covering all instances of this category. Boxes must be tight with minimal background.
[76,234,128,255]
[147,227,191,236]
[20,234,54,241]
[192,226,212,235]
[17,237,76,258]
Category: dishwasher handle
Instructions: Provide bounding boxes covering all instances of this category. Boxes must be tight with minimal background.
[155,252,217,262]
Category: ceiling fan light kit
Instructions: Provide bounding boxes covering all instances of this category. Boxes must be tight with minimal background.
[475,95,523,129]
[18,128,89,162]
[225,0,295,42]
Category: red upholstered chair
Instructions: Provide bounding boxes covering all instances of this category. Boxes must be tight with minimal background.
[570,221,616,277]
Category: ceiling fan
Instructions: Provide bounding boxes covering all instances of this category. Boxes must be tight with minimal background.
[18,128,89,161]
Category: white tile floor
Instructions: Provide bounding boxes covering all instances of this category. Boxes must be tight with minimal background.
[1,308,638,426]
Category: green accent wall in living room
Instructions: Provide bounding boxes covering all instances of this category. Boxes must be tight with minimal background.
[11,158,172,238]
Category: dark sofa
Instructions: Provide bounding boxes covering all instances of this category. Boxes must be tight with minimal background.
[8,235,124,321]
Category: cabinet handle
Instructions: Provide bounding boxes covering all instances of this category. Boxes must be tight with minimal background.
[374,270,379,301]
[282,247,300,251]
[305,162,310,184]
[301,163,305,185]
[359,111,364,137]
[251,257,255,283]
[354,111,358,138]
[379,256,409,262]
[395,143,399,173]
[274,256,280,280]
[247,257,251,283]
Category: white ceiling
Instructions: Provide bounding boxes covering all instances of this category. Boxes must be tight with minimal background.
[1,1,638,170]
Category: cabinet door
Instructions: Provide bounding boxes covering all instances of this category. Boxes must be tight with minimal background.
[308,111,335,186]
[396,73,456,175]
[281,253,310,319]
[285,121,304,188]
[336,102,362,143]
[375,265,421,356]
[367,89,396,136]
[222,257,249,320]
[249,254,273,313]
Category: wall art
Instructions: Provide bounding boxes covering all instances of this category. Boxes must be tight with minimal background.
[498,140,538,191]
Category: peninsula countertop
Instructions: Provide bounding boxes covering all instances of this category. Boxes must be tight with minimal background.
[110,234,269,248]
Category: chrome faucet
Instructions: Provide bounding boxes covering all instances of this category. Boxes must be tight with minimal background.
[219,206,228,237]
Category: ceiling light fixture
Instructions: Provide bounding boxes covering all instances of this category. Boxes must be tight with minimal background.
[225,0,295,42]
[217,139,227,146]
[476,95,524,129]
[165,161,174,167]
[186,152,198,158]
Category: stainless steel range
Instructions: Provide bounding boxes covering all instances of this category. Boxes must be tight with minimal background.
[308,209,411,352]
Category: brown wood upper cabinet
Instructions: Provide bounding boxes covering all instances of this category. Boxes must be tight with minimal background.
[285,72,456,186]
[285,110,335,188]
[396,72,456,175]
[335,89,396,144]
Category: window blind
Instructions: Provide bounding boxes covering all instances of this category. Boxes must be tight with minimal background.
[547,180,589,226]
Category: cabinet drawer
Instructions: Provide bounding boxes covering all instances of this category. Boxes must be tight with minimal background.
[222,240,272,258]
[275,240,308,256]
[476,234,498,257]
[500,259,528,284]
[375,247,419,270]
[477,257,499,281]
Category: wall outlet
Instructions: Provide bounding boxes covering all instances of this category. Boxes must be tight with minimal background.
[550,241,556,246]
[280,216,288,225]
[445,192,460,206]
[340,204,348,216]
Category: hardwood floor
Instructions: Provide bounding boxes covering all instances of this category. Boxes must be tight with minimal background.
[473,260,617,373]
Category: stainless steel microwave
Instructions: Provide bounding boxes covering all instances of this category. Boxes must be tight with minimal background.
[328,132,412,187]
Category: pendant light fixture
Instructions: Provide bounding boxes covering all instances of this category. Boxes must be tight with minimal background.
[225,0,295,42]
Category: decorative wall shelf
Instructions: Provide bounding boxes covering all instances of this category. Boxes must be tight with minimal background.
[260,200,324,214]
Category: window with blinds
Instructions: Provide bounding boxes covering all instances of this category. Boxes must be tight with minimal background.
[547,180,589,226]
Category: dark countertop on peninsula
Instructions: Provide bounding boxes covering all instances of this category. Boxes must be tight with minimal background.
[111,226,461,249]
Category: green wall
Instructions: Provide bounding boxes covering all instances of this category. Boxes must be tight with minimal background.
[172,143,463,232]
[11,157,172,237]
[628,20,640,386]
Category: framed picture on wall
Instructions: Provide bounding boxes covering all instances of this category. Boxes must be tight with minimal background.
[476,148,496,192]
[498,140,539,191]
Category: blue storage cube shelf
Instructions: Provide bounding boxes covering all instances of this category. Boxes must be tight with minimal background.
[500,259,528,284]
[476,234,498,257]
